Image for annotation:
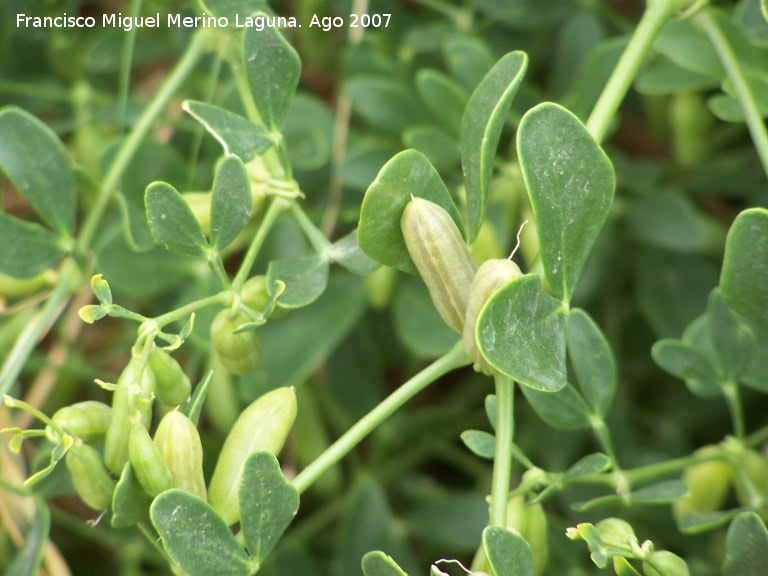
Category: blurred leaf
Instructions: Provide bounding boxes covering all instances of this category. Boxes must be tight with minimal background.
[339,140,402,191]
[654,20,724,80]
[564,453,612,480]
[346,77,423,135]
[710,72,768,122]
[723,512,768,575]
[329,230,380,275]
[742,319,768,391]
[651,339,722,397]
[151,490,253,576]
[462,51,528,242]
[460,430,496,459]
[707,289,755,380]
[145,182,209,257]
[551,11,606,96]
[244,18,300,129]
[197,0,271,21]
[443,37,495,93]
[415,69,467,135]
[283,93,333,171]
[478,275,568,392]
[405,490,488,551]
[720,208,768,332]
[393,277,457,358]
[267,254,329,308]
[210,155,252,252]
[184,101,274,161]
[240,452,299,565]
[517,103,615,302]
[630,480,688,504]
[402,125,459,171]
[636,58,720,95]
[735,0,768,47]
[0,108,76,236]
[678,509,742,534]
[483,526,534,576]
[613,557,642,576]
[567,309,616,417]
[362,552,409,576]
[5,498,49,576]
[521,383,591,429]
[0,213,65,278]
[358,149,464,273]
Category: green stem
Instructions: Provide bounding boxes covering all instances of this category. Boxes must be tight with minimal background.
[591,417,620,467]
[291,203,332,254]
[118,0,143,131]
[0,259,79,396]
[232,197,292,292]
[722,381,746,439]
[152,291,232,328]
[586,0,681,143]
[489,374,515,527]
[292,342,470,494]
[694,7,768,180]
[75,31,208,253]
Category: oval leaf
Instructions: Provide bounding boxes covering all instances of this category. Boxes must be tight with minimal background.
[267,254,329,308]
[723,512,768,576]
[111,463,152,528]
[145,182,209,257]
[329,230,380,275]
[0,108,76,236]
[211,155,252,252]
[521,383,591,429]
[517,103,615,302]
[244,17,301,129]
[651,339,722,397]
[567,309,616,417]
[462,51,528,242]
[0,213,65,278]
[151,490,253,576]
[477,274,568,392]
[362,551,409,576]
[358,149,464,273]
[564,453,612,480]
[483,526,534,576]
[184,101,274,161]
[460,430,496,460]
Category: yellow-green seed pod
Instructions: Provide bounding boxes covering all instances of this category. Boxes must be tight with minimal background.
[153,409,207,500]
[463,258,523,372]
[733,448,768,511]
[401,197,477,333]
[673,446,733,519]
[506,496,548,574]
[104,357,156,475]
[208,387,297,526]
[65,441,115,511]
[210,309,261,375]
[128,411,172,497]
[148,348,191,407]
[46,401,112,444]
[364,265,397,310]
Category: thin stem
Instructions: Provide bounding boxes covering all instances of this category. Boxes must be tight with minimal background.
[232,197,292,292]
[694,7,768,180]
[75,31,208,253]
[118,0,143,131]
[489,374,515,528]
[187,54,223,189]
[722,381,746,439]
[586,0,681,143]
[152,291,231,328]
[291,203,331,254]
[292,342,470,494]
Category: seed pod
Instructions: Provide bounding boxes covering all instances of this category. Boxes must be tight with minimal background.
[506,496,548,574]
[65,441,115,511]
[208,387,297,526]
[242,275,287,318]
[104,357,156,475]
[401,197,477,333]
[462,259,522,371]
[46,401,112,444]
[153,409,207,500]
[148,348,191,407]
[673,446,733,519]
[210,309,261,375]
[128,411,172,497]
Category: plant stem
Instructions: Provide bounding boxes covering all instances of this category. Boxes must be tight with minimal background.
[489,374,515,527]
[117,0,143,131]
[722,381,746,439]
[152,291,231,328]
[586,0,681,143]
[694,7,768,180]
[75,30,208,253]
[291,203,331,254]
[292,342,470,494]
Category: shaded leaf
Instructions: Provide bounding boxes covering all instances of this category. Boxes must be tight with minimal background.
[111,463,152,528]
[678,509,742,534]
[567,309,616,416]
[267,254,329,309]
[329,230,380,275]
[346,77,424,136]
[564,453,612,480]
[6,498,49,576]
[210,155,252,252]
[362,552,409,576]
[723,512,768,575]
[184,101,274,161]
[631,480,688,504]
[483,526,534,576]
[651,340,722,397]
[145,182,209,257]
[460,430,495,459]
[0,212,65,278]
[521,383,591,429]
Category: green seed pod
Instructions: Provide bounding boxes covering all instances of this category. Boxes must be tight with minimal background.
[65,441,115,511]
[401,197,477,333]
[210,309,261,375]
[104,357,156,475]
[733,448,768,509]
[673,446,733,519]
[128,411,172,497]
[506,496,548,574]
[364,265,397,310]
[208,387,297,526]
[463,258,523,372]
[153,409,207,500]
[46,401,112,444]
[242,275,287,318]
[148,348,191,407]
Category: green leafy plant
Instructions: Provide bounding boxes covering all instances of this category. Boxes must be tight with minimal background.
[2,0,768,575]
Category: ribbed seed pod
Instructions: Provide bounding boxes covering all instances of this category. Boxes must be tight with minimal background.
[46,401,112,444]
[401,197,477,333]
[208,387,297,526]
[153,409,207,500]
[210,309,261,375]
[128,411,172,497]
[65,441,115,511]
[148,348,191,407]
[463,259,522,372]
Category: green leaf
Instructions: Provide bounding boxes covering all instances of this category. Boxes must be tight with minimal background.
[402,125,460,171]
[461,51,528,242]
[329,230,380,276]
[240,452,299,565]
[630,480,688,504]
[654,20,724,80]
[564,453,612,480]
[460,430,495,459]
[185,370,214,427]
[6,498,49,576]
[184,101,274,161]
[358,149,464,273]
[483,526,534,576]
[267,254,329,309]
[651,340,721,397]
[283,93,334,171]
[477,274,568,392]
[415,69,467,135]
[151,490,253,576]
[244,18,301,129]
[145,182,210,257]
[210,155,252,252]
[521,383,591,429]
[678,509,742,534]
[723,512,768,575]
[346,77,424,136]
[707,289,755,380]
[362,551,409,576]
[0,108,76,236]
[567,309,616,417]
[197,0,271,21]
[613,557,642,576]
[0,212,65,278]
[393,277,457,358]
[443,37,495,93]
[720,208,768,333]
[111,463,152,528]
[517,103,615,302]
